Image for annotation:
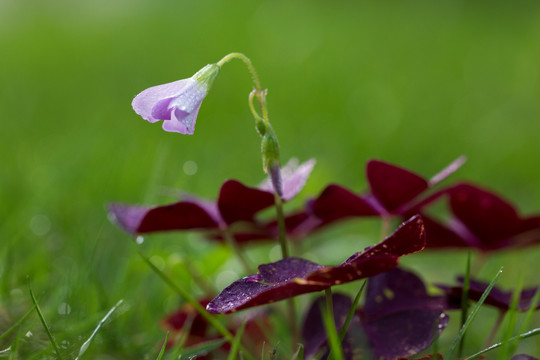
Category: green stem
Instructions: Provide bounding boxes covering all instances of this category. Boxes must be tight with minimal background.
[28,285,63,360]
[274,193,289,259]
[217,52,262,91]
[217,53,270,129]
[324,288,344,360]
[221,227,254,274]
[459,251,472,357]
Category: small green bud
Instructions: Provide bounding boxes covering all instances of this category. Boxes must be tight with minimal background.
[261,133,283,196]
[255,119,267,136]
[193,64,220,91]
[261,133,280,170]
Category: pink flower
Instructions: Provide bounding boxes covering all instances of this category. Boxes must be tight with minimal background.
[131,64,219,134]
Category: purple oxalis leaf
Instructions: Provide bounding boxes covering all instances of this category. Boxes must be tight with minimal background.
[512,355,539,360]
[217,180,275,225]
[300,268,448,360]
[311,157,465,223]
[206,215,425,314]
[422,183,540,250]
[109,159,315,236]
[360,268,449,360]
[108,201,221,234]
[301,293,368,360]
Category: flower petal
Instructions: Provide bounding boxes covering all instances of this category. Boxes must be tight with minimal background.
[162,105,201,135]
[132,79,189,122]
[259,158,316,201]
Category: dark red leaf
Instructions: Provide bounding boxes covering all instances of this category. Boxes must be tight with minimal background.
[206,216,425,314]
[217,180,275,225]
[367,160,429,213]
[108,201,220,234]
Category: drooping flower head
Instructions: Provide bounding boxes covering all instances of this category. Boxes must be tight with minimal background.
[132,64,220,134]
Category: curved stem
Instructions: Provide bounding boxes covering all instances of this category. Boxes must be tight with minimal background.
[217,52,262,91]
[248,90,264,122]
[217,53,270,127]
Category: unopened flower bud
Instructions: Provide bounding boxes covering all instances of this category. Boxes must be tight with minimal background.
[261,133,282,196]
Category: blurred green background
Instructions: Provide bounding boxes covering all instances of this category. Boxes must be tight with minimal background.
[1,0,540,358]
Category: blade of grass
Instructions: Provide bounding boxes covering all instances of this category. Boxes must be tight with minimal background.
[496,273,523,360]
[0,306,35,341]
[227,319,247,360]
[74,299,124,360]
[443,267,503,359]
[155,332,169,360]
[291,344,304,360]
[463,327,540,360]
[322,288,344,360]
[179,338,227,358]
[338,281,365,342]
[28,284,63,360]
[516,287,540,336]
[138,251,255,360]
[458,250,472,357]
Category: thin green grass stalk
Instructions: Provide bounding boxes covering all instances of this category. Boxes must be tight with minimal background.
[443,267,503,359]
[180,338,228,358]
[322,288,344,360]
[496,273,523,360]
[28,285,63,360]
[291,344,304,360]
[338,281,366,342]
[75,299,124,360]
[227,319,247,360]
[8,331,19,360]
[181,260,217,296]
[458,250,472,357]
[431,320,439,358]
[173,312,196,353]
[138,251,255,360]
[516,288,540,338]
[483,310,504,348]
[155,332,169,360]
[463,328,540,360]
[221,227,254,274]
[0,306,34,341]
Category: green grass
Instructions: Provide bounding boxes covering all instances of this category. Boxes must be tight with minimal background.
[1,0,540,357]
